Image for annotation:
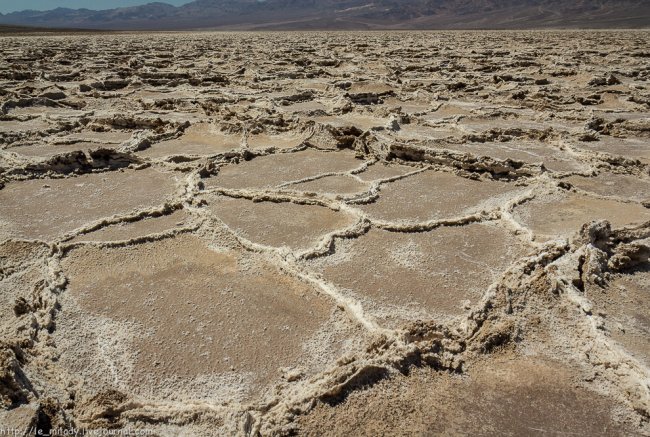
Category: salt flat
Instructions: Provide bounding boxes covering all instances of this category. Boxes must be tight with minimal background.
[0,31,648,435]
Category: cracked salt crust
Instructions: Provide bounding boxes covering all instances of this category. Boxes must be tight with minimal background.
[0,30,649,435]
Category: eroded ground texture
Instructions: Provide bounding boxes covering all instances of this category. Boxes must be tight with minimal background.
[0,31,649,436]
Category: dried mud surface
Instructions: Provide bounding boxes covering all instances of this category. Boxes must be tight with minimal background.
[0,31,649,436]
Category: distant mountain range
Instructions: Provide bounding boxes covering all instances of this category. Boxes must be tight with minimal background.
[1,0,648,30]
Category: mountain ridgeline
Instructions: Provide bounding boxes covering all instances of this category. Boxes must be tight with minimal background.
[0,0,648,30]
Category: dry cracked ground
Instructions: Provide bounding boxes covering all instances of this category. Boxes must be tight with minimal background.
[0,31,649,436]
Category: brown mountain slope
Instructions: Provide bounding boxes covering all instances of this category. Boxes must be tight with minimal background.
[0,0,648,30]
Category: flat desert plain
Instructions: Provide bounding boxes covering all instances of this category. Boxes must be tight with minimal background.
[0,31,649,436]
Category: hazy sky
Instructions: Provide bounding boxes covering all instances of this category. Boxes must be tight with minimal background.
[0,0,192,13]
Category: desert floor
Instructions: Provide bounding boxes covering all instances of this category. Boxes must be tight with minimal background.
[0,31,649,436]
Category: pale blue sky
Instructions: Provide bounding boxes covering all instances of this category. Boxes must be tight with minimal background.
[0,0,191,13]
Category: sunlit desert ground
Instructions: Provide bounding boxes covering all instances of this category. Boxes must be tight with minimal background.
[0,31,649,435]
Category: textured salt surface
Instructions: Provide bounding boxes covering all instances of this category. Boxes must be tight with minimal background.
[0,31,648,435]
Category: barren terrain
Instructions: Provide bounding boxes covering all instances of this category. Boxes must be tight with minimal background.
[0,31,649,436]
